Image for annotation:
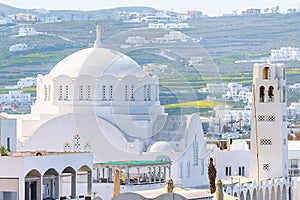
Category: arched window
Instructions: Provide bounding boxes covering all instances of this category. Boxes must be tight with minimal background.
[155,85,158,101]
[46,85,51,101]
[63,142,71,152]
[79,85,84,100]
[125,85,128,100]
[130,85,135,101]
[144,85,147,101]
[102,85,106,100]
[282,87,286,102]
[147,84,151,101]
[84,142,91,152]
[259,86,265,102]
[73,134,82,152]
[109,85,113,100]
[86,85,91,100]
[65,85,69,100]
[193,136,198,166]
[283,68,286,80]
[268,86,274,102]
[263,67,270,79]
[59,85,63,100]
[44,85,48,101]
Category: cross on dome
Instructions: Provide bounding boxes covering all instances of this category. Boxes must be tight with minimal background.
[94,23,102,48]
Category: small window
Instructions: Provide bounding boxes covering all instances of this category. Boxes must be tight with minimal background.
[263,67,270,79]
[282,87,286,102]
[225,166,232,176]
[187,161,191,178]
[180,162,183,178]
[63,142,71,152]
[125,85,129,100]
[201,159,204,175]
[268,86,274,102]
[260,138,272,145]
[109,85,113,100]
[84,142,91,152]
[7,137,10,151]
[144,85,147,101]
[238,166,245,176]
[73,134,81,152]
[59,86,63,100]
[259,86,265,102]
[130,85,135,101]
[291,159,298,169]
[263,164,269,170]
[147,84,151,101]
[102,85,106,100]
[48,85,51,101]
[65,85,69,100]
[86,85,91,100]
[44,85,48,101]
[79,86,84,100]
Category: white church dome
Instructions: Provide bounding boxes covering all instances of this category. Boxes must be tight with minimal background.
[49,47,145,78]
[148,141,175,153]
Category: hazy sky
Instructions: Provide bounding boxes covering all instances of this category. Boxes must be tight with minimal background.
[0,0,299,16]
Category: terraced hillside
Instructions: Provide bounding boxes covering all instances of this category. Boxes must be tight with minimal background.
[0,12,300,114]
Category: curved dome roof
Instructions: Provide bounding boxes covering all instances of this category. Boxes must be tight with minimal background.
[148,141,175,153]
[49,47,145,77]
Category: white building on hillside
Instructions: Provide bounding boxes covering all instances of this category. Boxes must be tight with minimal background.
[0,91,31,105]
[17,77,36,88]
[270,47,300,62]
[18,25,37,36]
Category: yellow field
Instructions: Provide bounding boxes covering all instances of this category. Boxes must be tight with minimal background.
[164,100,222,109]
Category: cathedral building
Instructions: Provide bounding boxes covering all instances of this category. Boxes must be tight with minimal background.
[1,25,209,195]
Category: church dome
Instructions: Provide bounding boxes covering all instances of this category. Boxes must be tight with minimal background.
[49,47,145,78]
[148,141,175,153]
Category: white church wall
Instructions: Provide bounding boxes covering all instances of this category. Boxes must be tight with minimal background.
[0,118,17,151]
[213,149,249,179]
[171,114,209,188]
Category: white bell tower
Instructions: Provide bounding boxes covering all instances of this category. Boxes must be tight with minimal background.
[249,63,288,180]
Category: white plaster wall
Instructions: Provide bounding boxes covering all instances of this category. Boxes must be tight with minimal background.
[0,118,16,151]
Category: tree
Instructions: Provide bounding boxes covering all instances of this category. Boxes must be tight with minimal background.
[0,146,8,156]
[208,157,217,194]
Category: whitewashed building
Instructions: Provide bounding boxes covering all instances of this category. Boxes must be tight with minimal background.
[18,25,37,36]
[270,47,300,62]
[0,90,31,105]
[16,77,36,88]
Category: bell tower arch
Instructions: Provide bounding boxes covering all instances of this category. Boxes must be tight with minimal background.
[250,63,288,180]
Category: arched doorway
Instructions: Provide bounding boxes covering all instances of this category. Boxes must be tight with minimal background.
[259,188,263,200]
[282,184,287,200]
[61,166,76,199]
[240,191,245,200]
[277,185,281,200]
[246,190,251,200]
[77,165,92,198]
[265,187,269,200]
[43,168,59,199]
[25,169,41,200]
[271,186,275,200]
[252,188,257,200]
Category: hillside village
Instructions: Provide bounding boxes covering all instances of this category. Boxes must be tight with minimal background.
[0,3,300,200]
